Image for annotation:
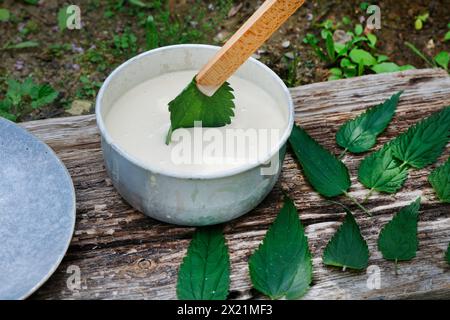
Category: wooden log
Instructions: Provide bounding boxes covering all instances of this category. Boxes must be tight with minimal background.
[20,68,450,300]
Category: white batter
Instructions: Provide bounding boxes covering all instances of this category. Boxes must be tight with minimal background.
[105,70,287,175]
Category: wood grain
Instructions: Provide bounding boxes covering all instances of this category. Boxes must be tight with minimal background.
[196,0,305,95]
[22,68,450,300]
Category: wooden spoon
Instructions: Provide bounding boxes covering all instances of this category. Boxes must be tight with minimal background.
[196,0,305,96]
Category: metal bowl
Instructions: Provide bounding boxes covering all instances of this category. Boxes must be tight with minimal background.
[96,44,294,226]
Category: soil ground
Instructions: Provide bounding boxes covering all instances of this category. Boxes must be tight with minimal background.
[0,0,449,121]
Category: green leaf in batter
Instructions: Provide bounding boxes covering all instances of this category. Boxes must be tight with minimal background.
[428,158,450,203]
[177,226,230,300]
[336,91,402,153]
[378,198,421,264]
[358,142,409,194]
[390,106,450,168]
[166,78,235,144]
[289,125,351,197]
[249,197,312,300]
[323,209,369,271]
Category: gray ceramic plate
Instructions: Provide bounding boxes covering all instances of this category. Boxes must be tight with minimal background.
[0,118,75,299]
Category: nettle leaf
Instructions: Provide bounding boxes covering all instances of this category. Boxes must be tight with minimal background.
[177,226,230,300]
[378,198,421,262]
[428,158,450,203]
[336,92,402,153]
[249,197,312,300]
[166,78,235,144]
[390,107,450,168]
[358,142,409,193]
[289,125,350,197]
[323,209,369,270]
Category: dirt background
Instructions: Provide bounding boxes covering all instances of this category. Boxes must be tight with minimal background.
[0,0,449,121]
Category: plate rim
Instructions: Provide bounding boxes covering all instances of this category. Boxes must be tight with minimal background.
[0,117,76,300]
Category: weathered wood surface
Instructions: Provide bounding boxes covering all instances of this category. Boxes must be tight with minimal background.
[22,68,449,300]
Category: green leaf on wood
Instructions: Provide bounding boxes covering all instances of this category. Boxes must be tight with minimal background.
[390,107,450,169]
[177,226,230,300]
[289,125,351,197]
[428,158,450,203]
[358,142,409,193]
[323,209,369,270]
[166,78,235,144]
[378,198,421,262]
[336,91,402,153]
[249,197,312,300]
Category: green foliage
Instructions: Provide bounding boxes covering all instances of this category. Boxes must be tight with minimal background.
[166,78,235,144]
[434,51,449,71]
[0,77,58,121]
[177,226,230,300]
[390,107,450,169]
[0,8,10,22]
[414,12,429,30]
[336,92,401,153]
[289,125,351,198]
[282,53,300,87]
[128,0,155,8]
[428,158,450,203]
[58,5,70,31]
[76,75,102,100]
[1,41,39,50]
[304,18,414,80]
[113,28,138,57]
[378,198,421,263]
[249,197,312,300]
[323,209,369,270]
[405,41,450,73]
[445,23,450,42]
[145,15,159,50]
[358,142,409,194]
[22,0,39,4]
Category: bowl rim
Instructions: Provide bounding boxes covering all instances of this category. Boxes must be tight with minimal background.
[96,44,294,180]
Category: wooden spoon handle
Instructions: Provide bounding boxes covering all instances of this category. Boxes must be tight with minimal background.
[196,0,305,96]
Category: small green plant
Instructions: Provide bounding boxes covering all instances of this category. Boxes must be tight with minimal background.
[58,5,71,32]
[304,19,414,80]
[445,23,450,42]
[75,75,102,100]
[22,0,39,4]
[145,15,159,50]
[414,12,429,30]
[1,40,39,51]
[282,53,300,87]
[0,8,10,22]
[113,28,138,57]
[405,41,449,72]
[0,77,58,121]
